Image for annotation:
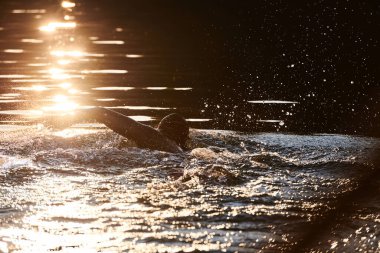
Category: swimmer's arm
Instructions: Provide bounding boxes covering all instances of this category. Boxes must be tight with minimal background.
[90,107,182,153]
[37,107,182,153]
[37,107,144,134]
[90,107,145,137]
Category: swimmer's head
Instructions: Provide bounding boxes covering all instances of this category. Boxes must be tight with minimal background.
[158,113,189,149]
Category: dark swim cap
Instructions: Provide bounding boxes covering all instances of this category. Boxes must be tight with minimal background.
[157,113,189,149]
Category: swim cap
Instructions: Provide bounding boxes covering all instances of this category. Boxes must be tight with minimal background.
[158,113,189,149]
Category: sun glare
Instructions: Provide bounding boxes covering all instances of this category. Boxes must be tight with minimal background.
[43,95,78,112]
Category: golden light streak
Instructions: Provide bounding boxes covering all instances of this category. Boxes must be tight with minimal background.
[64,15,75,21]
[81,70,127,74]
[39,22,76,32]
[0,61,17,64]
[33,85,49,91]
[4,49,24,53]
[0,75,30,78]
[12,9,46,14]
[92,40,125,45]
[126,54,143,58]
[21,39,43,43]
[96,98,116,101]
[174,87,192,90]
[92,87,134,91]
[61,1,76,8]
[12,85,49,91]
[145,87,167,90]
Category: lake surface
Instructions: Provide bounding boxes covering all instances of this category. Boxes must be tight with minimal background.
[1,127,380,252]
[0,1,380,252]
[0,0,217,128]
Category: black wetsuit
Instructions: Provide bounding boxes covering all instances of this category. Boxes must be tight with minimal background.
[92,107,183,153]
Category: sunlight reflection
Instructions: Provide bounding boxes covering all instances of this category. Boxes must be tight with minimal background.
[126,54,143,58]
[0,110,43,116]
[13,85,49,91]
[51,50,83,57]
[12,9,46,14]
[186,118,212,122]
[39,22,76,32]
[21,39,43,43]
[28,63,49,67]
[48,68,69,80]
[0,75,30,78]
[248,100,299,104]
[50,50,105,58]
[4,49,24,53]
[81,70,127,74]
[64,15,75,21]
[129,116,154,121]
[68,88,79,94]
[0,99,26,103]
[11,79,48,83]
[59,82,71,89]
[54,128,98,138]
[92,87,134,91]
[145,87,167,90]
[43,95,78,112]
[61,1,76,8]
[57,59,71,65]
[92,40,125,45]
[96,98,116,101]
[106,106,172,110]
[174,87,192,91]
[0,60,17,64]
[257,120,285,126]
[1,93,21,97]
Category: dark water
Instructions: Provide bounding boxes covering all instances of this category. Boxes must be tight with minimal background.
[1,1,380,252]
[0,0,379,134]
[0,0,211,128]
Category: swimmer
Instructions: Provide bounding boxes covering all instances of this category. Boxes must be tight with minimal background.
[42,107,189,153]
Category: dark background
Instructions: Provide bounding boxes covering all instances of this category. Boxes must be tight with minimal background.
[78,0,380,136]
[0,0,378,136]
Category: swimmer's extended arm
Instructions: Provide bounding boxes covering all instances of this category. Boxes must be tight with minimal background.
[39,107,182,153]
[89,107,182,153]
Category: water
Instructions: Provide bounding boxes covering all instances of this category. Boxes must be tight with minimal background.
[0,127,379,252]
[0,0,210,127]
[1,1,380,252]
